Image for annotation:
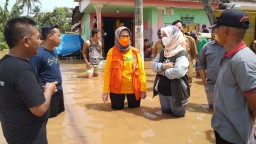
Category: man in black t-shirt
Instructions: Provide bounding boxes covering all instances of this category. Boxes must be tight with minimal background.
[0,17,57,143]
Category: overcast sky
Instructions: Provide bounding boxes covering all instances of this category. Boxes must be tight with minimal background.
[0,0,78,12]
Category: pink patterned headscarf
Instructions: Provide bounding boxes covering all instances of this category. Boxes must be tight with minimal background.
[161,25,186,58]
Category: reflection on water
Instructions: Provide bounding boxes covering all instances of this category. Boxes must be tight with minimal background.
[0,59,216,144]
[144,112,158,119]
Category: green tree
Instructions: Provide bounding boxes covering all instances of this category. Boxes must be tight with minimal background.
[16,0,40,16]
[0,0,23,32]
[0,0,23,49]
[39,7,72,33]
[31,5,43,23]
[31,5,40,16]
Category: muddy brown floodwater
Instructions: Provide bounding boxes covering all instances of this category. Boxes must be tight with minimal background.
[0,58,215,144]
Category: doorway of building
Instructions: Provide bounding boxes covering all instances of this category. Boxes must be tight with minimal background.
[102,17,133,58]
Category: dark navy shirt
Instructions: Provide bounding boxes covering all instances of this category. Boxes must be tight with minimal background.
[29,46,63,90]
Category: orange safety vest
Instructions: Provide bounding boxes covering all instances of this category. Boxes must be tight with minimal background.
[110,46,141,100]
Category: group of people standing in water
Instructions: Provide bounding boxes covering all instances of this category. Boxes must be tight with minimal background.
[0,8,256,144]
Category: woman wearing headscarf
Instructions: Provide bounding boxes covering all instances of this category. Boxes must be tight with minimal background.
[102,26,147,110]
[151,25,190,117]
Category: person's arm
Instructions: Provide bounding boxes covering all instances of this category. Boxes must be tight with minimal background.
[137,52,147,94]
[99,42,103,58]
[152,42,157,58]
[197,45,207,86]
[135,52,147,99]
[151,53,164,73]
[198,69,206,86]
[189,37,197,60]
[29,81,58,117]
[82,40,92,68]
[164,56,189,79]
[16,69,57,117]
[102,49,113,102]
[151,52,175,75]
[236,61,256,118]
[245,93,256,118]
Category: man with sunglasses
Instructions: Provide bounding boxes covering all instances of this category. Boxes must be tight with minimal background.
[211,9,256,143]
[29,25,65,118]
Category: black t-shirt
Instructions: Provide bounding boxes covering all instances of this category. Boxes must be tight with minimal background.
[0,55,49,143]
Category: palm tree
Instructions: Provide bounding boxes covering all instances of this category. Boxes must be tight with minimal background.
[31,5,42,23]
[0,0,23,32]
[0,0,23,49]
[31,5,40,16]
[0,0,10,28]
[16,0,40,16]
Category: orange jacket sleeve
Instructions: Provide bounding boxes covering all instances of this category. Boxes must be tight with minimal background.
[137,52,147,92]
[103,48,113,93]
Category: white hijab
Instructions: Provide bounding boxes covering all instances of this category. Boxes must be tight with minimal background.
[161,26,186,58]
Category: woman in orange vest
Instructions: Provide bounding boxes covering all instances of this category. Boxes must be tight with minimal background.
[102,26,147,110]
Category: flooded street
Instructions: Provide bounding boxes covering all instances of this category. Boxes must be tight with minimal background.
[0,57,215,144]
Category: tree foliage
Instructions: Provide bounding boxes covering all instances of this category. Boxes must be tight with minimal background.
[0,0,24,49]
[0,0,24,33]
[16,0,40,16]
[0,0,73,49]
[36,7,72,33]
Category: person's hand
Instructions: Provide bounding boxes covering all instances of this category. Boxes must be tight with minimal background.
[164,62,174,69]
[157,72,164,75]
[203,80,207,86]
[102,93,108,103]
[140,92,146,99]
[86,62,92,69]
[44,81,58,95]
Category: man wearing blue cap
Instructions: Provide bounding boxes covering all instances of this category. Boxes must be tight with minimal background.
[211,9,256,143]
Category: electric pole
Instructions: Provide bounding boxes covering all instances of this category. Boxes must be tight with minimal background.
[135,0,144,62]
